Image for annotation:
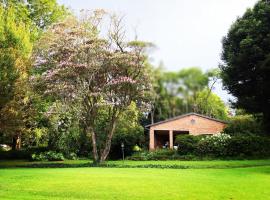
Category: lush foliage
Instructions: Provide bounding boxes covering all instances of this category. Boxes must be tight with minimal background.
[0,4,32,110]
[31,151,65,161]
[196,134,232,157]
[226,134,270,157]
[0,0,68,150]
[1,0,269,163]
[130,133,270,160]
[32,13,152,163]
[194,89,228,120]
[46,110,82,156]
[109,103,145,159]
[0,146,48,160]
[223,114,263,136]
[149,67,228,124]
[175,135,200,155]
[221,0,270,131]
[128,149,178,161]
[0,4,32,150]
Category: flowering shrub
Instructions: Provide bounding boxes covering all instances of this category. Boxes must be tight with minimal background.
[196,134,231,156]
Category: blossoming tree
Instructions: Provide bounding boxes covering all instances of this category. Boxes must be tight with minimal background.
[32,12,152,163]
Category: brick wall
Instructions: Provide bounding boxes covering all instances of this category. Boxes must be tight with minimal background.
[149,114,227,150]
[150,114,226,135]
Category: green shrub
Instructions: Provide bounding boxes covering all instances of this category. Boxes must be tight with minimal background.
[0,150,31,160]
[226,134,270,157]
[109,129,145,160]
[0,144,11,151]
[195,133,270,158]
[133,145,142,152]
[128,149,178,160]
[31,151,65,161]
[196,134,231,157]
[66,152,77,160]
[223,115,263,136]
[107,102,145,160]
[129,134,270,160]
[0,146,49,160]
[175,135,200,155]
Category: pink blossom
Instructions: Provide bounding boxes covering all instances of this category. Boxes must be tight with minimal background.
[34,57,47,67]
[107,76,136,85]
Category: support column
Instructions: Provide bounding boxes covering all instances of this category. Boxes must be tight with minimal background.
[149,128,155,151]
[169,130,173,149]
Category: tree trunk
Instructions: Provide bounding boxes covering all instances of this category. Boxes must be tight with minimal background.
[204,79,217,115]
[150,108,154,124]
[16,134,21,150]
[100,117,117,163]
[12,134,21,150]
[88,127,99,163]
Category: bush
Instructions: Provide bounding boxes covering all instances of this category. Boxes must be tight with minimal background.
[128,133,270,160]
[0,150,31,160]
[226,134,270,157]
[66,152,77,160]
[223,115,263,136]
[0,144,11,151]
[128,149,178,160]
[175,135,200,155]
[109,129,145,160]
[31,151,65,161]
[196,134,231,157]
[108,102,145,160]
[195,133,270,158]
[0,147,48,160]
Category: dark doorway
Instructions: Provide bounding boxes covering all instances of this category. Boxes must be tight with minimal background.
[154,130,169,149]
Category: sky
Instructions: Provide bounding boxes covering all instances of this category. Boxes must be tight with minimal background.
[57,0,258,103]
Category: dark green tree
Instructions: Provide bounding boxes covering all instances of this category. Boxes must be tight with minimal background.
[221,0,270,132]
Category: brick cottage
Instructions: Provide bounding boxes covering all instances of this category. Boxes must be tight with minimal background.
[145,113,227,150]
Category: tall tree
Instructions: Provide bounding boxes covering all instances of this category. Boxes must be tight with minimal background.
[195,89,228,120]
[26,0,68,30]
[0,4,32,110]
[32,13,152,163]
[149,67,215,123]
[221,0,270,132]
[0,0,68,149]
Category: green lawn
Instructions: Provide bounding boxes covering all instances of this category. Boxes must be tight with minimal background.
[1,160,270,199]
[0,165,270,200]
[1,159,270,169]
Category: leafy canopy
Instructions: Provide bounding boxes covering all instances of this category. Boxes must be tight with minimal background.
[221,0,270,131]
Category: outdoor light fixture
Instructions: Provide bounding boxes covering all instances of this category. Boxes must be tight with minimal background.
[121,142,125,162]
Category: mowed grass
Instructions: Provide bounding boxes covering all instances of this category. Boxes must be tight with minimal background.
[1,159,270,168]
[0,160,270,200]
[109,159,270,168]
